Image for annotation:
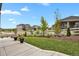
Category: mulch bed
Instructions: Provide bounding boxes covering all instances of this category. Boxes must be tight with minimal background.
[51,35,79,41]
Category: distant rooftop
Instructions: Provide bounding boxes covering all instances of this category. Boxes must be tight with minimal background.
[62,16,79,22]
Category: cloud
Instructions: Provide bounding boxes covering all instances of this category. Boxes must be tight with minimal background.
[41,3,50,6]
[9,18,16,24]
[9,19,14,21]
[12,21,16,24]
[73,14,79,16]
[1,10,21,15]
[21,6,30,11]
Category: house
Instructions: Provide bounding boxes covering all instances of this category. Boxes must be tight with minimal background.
[61,16,79,35]
[25,24,31,30]
[32,25,40,31]
[17,24,25,31]
[16,24,31,35]
[61,16,79,29]
[16,24,42,35]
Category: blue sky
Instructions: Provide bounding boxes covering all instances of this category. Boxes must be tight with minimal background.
[1,3,79,28]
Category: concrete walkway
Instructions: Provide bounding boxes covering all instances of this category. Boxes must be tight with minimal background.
[0,37,68,56]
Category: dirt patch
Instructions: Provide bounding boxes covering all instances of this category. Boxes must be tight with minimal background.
[51,36,79,41]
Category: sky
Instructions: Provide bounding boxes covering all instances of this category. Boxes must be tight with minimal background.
[1,3,79,29]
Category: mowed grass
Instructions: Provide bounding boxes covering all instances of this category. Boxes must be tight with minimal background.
[25,37,79,56]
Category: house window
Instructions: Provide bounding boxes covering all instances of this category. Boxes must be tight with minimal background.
[61,23,67,29]
[75,22,79,28]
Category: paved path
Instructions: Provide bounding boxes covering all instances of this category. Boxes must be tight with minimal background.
[0,37,68,56]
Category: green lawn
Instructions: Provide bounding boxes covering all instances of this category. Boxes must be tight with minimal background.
[25,37,79,56]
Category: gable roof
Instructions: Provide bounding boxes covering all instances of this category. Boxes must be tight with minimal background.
[62,16,79,22]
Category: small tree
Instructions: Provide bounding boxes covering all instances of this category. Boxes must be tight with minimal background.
[41,16,48,36]
[54,20,61,35]
[67,28,71,36]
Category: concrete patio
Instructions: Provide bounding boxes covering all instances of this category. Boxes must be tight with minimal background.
[0,37,68,56]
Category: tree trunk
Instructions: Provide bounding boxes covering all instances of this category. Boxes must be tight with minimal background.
[43,31,44,37]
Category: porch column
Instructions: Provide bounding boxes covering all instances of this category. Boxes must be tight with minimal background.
[67,22,70,28]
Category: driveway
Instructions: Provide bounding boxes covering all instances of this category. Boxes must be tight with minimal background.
[0,37,68,56]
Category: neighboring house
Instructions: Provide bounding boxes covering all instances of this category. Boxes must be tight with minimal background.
[25,24,31,30]
[17,24,25,31]
[61,16,79,35]
[32,25,40,31]
[16,24,31,35]
[16,24,41,35]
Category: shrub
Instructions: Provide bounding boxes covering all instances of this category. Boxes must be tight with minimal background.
[67,28,71,36]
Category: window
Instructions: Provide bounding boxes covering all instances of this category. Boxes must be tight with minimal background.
[61,22,67,29]
[75,22,79,28]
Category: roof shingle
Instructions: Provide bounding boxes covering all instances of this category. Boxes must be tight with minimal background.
[62,16,79,22]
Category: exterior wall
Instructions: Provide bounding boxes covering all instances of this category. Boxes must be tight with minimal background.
[16,25,25,35]
[61,21,79,29]
[17,26,23,31]
[25,24,31,31]
[61,22,67,29]
[16,26,24,35]
[61,21,79,35]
